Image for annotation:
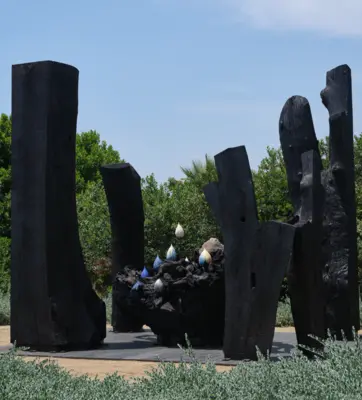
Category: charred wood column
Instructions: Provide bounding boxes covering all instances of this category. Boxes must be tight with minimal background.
[321,64,360,336]
[290,150,326,349]
[11,61,106,350]
[100,163,145,332]
[279,97,326,349]
[279,96,322,214]
[280,73,360,340]
[204,146,295,360]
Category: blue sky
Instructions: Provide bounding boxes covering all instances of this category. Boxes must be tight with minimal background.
[1,0,362,182]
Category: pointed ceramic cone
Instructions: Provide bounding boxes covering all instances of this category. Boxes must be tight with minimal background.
[199,248,212,265]
[153,255,163,270]
[175,223,185,238]
[154,278,164,292]
[141,266,149,278]
[166,244,177,261]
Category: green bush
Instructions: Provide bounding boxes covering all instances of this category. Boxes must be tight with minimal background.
[275,299,294,327]
[0,292,10,325]
[0,237,11,293]
[104,293,112,324]
[1,337,362,399]
[77,182,111,274]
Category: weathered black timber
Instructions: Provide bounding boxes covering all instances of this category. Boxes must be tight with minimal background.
[321,64,360,335]
[204,146,295,360]
[279,97,326,349]
[290,151,326,349]
[245,221,295,357]
[11,61,106,351]
[279,96,322,215]
[280,66,360,340]
[100,163,145,332]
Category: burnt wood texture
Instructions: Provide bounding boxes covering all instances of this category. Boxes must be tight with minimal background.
[100,163,145,332]
[321,65,360,336]
[113,251,225,347]
[280,64,360,341]
[279,97,326,349]
[204,146,295,360]
[11,61,106,350]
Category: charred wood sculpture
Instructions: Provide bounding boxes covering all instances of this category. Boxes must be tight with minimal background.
[11,61,106,350]
[292,150,326,349]
[279,97,326,350]
[280,64,360,341]
[100,163,145,332]
[321,65,360,337]
[113,247,225,346]
[203,146,295,360]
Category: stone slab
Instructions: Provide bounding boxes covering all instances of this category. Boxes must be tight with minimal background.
[0,328,297,365]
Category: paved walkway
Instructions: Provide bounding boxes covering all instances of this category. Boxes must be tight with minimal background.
[0,326,297,365]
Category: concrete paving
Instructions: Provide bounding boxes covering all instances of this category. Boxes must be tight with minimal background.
[0,328,298,365]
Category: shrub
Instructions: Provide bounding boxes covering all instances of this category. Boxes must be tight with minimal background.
[0,292,10,325]
[0,237,11,293]
[275,299,294,327]
[1,336,362,398]
[77,181,111,276]
[104,292,112,324]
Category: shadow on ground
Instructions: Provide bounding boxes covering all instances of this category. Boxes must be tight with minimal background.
[0,329,298,365]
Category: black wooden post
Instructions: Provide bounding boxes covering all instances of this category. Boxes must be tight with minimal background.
[100,163,145,332]
[279,96,326,349]
[289,151,326,349]
[11,61,106,350]
[204,146,258,359]
[245,221,295,356]
[279,96,322,214]
[280,76,360,341]
[204,146,295,360]
[321,64,360,335]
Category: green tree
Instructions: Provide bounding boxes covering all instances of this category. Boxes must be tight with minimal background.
[142,173,221,265]
[180,154,218,190]
[318,137,329,169]
[142,174,174,263]
[167,178,221,258]
[252,147,292,222]
[74,131,123,293]
[76,181,112,295]
[0,114,12,238]
[0,115,12,292]
[76,130,122,193]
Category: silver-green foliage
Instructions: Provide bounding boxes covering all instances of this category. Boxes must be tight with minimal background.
[275,299,294,327]
[0,291,10,325]
[1,337,362,399]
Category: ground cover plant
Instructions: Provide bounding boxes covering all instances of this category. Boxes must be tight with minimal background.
[1,336,362,399]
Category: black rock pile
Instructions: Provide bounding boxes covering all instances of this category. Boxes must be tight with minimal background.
[113,238,225,347]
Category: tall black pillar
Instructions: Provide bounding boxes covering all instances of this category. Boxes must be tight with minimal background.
[100,163,145,332]
[11,61,106,350]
